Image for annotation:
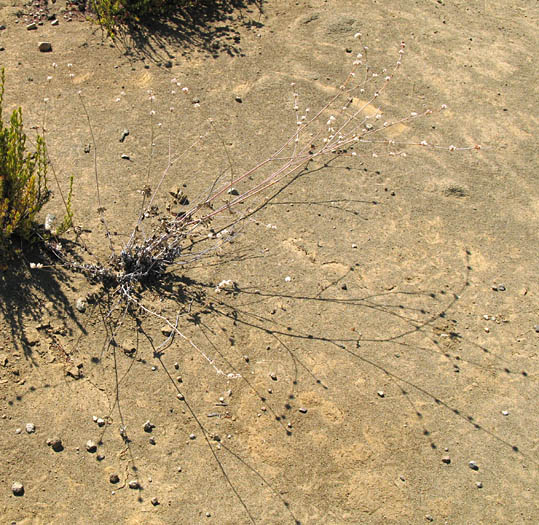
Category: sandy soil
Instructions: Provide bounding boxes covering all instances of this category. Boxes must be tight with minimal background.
[0,0,537,523]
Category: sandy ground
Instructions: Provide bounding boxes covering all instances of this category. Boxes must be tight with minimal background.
[0,0,537,523]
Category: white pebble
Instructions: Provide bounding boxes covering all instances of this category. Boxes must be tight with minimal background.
[25,423,35,434]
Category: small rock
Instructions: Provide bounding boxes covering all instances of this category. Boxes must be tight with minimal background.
[119,129,129,142]
[51,19,59,26]
[269,372,277,381]
[298,407,308,414]
[0,25,5,30]
[377,390,385,398]
[501,410,509,416]
[177,466,182,472]
[96,454,105,461]
[468,460,479,471]
[25,423,36,434]
[149,437,156,445]
[86,440,97,453]
[151,496,159,506]
[476,481,483,488]
[425,516,434,522]
[121,154,130,160]
[12,481,24,496]
[75,298,86,313]
[174,362,179,370]
[206,512,211,517]
[534,325,539,333]
[497,284,506,291]
[227,187,239,195]
[441,456,451,464]
[26,23,37,30]
[143,420,155,432]
[15,428,22,434]
[49,438,63,452]
[96,418,105,427]
[38,42,52,52]
[109,473,120,484]
[128,480,139,489]
[189,433,196,440]
[161,325,172,336]
[44,213,56,231]
[177,393,184,401]
[235,96,243,103]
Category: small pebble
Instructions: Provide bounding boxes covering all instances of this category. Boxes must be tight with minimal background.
[51,19,59,26]
[177,393,184,401]
[151,366,157,371]
[425,516,434,523]
[441,456,451,464]
[269,372,277,381]
[86,440,97,453]
[177,466,182,472]
[38,42,52,52]
[143,421,155,432]
[49,438,63,452]
[468,460,479,471]
[15,428,22,434]
[149,437,156,445]
[284,276,291,282]
[206,512,211,517]
[227,187,239,195]
[75,298,86,313]
[96,454,105,461]
[235,95,242,103]
[189,433,196,440]
[26,23,37,30]
[298,407,308,414]
[174,362,179,370]
[501,410,509,416]
[476,481,483,488]
[498,284,506,291]
[96,418,105,427]
[534,325,539,333]
[121,154,130,160]
[128,480,139,489]
[151,497,159,506]
[109,474,120,484]
[12,481,24,496]
[25,423,36,434]
[377,391,385,398]
[119,129,129,142]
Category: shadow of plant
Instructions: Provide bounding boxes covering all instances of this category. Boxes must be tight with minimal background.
[101,0,264,64]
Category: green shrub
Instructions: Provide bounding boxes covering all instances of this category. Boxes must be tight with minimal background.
[90,0,189,35]
[0,68,49,254]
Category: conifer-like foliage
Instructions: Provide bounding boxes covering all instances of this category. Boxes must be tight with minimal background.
[0,69,49,254]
